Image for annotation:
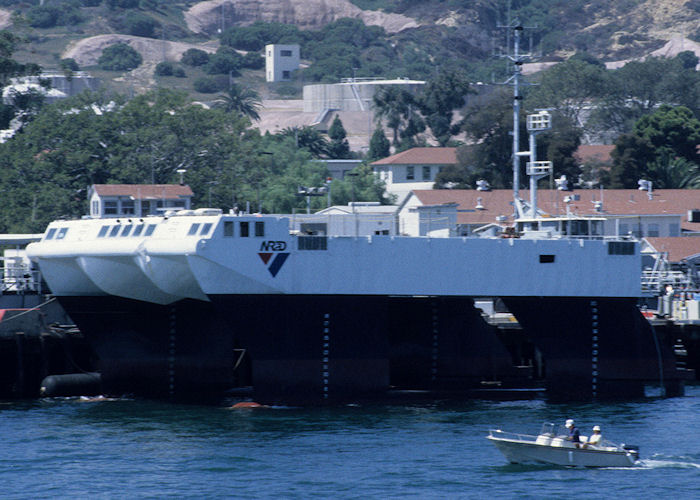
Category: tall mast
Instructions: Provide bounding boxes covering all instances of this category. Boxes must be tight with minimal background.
[496,21,538,205]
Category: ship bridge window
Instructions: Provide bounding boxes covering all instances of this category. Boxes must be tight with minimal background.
[188,223,200,236]
[240,221,249,237]
[56,228,68,239]
[200,223,212,236]
[608,241,635,255]
[45,228,57,240]
[223,221,234,237]
[255,221,264,237]
[539,254,555,263]
[298,235,327,250]
[98,225,109,238]
[121,225,132,237]
[133,224,144,236]
[144,224,156,236]
[109,226,120,237]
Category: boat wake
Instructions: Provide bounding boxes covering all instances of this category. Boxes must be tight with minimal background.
[635,456,700,470]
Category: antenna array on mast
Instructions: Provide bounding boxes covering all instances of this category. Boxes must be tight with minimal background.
[493,20,540,203]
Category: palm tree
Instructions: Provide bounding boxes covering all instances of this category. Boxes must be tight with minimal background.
[216,84,262,121]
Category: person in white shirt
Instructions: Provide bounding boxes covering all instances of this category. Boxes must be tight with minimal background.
[587,425,603,447]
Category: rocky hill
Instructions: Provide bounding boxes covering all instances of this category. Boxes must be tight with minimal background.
[184,0,419,34]
[1,0,699,95]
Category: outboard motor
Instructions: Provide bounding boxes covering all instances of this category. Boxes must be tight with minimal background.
[622,444,640,461]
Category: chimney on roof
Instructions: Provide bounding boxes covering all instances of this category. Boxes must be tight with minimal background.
[476,197,485,210]
[638,179,652,200]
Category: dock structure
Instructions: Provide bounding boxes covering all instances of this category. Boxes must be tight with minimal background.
[0,234,97,398]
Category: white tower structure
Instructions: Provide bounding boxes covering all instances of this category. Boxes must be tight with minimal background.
[265,44,300,83]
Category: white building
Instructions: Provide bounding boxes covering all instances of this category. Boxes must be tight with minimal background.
[371,147,457,204]
[265,44,300,83]
[88,184,193,218]
[291,202,399,236]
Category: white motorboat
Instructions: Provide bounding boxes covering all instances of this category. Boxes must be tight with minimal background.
[487,423,640,467]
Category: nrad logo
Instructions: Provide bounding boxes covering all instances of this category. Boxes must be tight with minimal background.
[259,240,287,251]
[258,251,289,277]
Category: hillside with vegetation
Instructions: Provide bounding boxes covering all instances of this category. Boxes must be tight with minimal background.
[0,0,697,232]
[1,0,698,92]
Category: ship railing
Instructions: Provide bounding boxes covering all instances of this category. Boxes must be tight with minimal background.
[1,267,42,294]
[641,270,692,294]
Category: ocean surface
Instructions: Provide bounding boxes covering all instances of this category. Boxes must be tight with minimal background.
[1,386,698,499]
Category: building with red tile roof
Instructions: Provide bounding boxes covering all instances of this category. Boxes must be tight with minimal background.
[399,188,700,237]
[573,145,615,166]
[88,184,193,218]
[371,147,457,203]
[644,237,700,263]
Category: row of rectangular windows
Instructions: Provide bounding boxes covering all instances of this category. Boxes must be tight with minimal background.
[223,221,264,237]
[45,227,68,240]
[95,223,214,239]
[97,223,158,238]
[406,166,437,181]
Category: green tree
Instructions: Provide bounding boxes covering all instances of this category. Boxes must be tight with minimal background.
[327,115,350,159]
[538,113,582,186]
[593,57,700,135]
[214,84,262,121]
[279,126,329,158]
[418,69,471,146]
[98,43,142,71]
[635,105,700,163]
[0,31,40,86]
[372,85,423,147]
[609,133,655,188]
[610,105,700,188]
[454,88,525,189]
[526,59,608,134]
[368,127,390,161]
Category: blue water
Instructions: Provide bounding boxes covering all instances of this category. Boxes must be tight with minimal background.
[1,387,699,499]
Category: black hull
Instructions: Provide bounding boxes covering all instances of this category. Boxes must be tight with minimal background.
[56,295,518,402]
[55,294,684,402]
[503,297,684,399]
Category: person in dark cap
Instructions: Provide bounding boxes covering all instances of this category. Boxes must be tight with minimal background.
[565,419,581,447]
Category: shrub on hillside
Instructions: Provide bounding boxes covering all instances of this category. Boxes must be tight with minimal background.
[220,22,303,51]
[155,61,174,76]
[106,0,139,8]
[155,62,186,78]
[60,58,80,72]
[242,52,264,70]
[98,43,143,71]
[193,76,227,93]
[181,48,209,67]
[27,3,84,28]
[124,12,160,38]
[204,48,243,75]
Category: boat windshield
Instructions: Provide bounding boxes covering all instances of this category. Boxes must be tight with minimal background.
[539,422,556,436]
